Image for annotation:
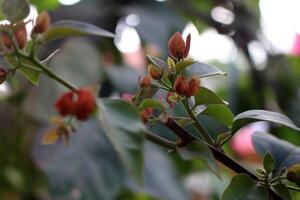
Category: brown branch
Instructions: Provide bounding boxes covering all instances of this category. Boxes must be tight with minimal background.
[163,118,283,200]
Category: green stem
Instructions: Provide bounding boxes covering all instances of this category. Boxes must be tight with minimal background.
[286,185,300,192]
[182,98,215,145]
[17,53,77,92]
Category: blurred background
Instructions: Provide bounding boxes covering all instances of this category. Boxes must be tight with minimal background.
[0,0,300,199]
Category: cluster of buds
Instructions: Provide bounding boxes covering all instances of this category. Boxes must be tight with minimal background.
[173,75,200,97]
[0,23,27,50]
[168,32,191,60]
[55,88,97,121]
[33,11,51,34]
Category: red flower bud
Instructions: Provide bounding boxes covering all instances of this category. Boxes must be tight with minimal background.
[173,75,188,95]
[33,11,51,34]
[148,64,163,80]
[55,91,75,116]
[140,108,153,123]
[14,24,27,49]
[185,77,200,97]
[1,32,12,49]
[73,89,96,120]
[55,88,96,121]
[0,67,7,85]
[139,75,152,88]
[168,32,191,60]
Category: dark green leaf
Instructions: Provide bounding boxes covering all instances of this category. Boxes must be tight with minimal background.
[186,62,226,78]
[172,117,194,127]
[194,86,227,106]
[194,104,234,127]
[147,55,168,69]
[263,152,275,172]
[43,20,115,42]
[98,99,145,184]
[232,110,300,134]
[1,0,30,23]
[252,131,300,175]
[5,56,41,85]
[175,59,195,72]
[222,174,268,200]
[272,183,291,200]
[138,98,168,112]
[177,141,220,178]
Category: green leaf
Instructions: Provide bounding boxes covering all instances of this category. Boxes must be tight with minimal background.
[98,99,145,184]
[222,174,268,200]
[1,0,30,23]
[147,55,168,69]
[177,141,220,178]
[194,86,227,106]
[186,62,226,78]
[138,98,168,112]
[194,104,234,127]
[175,59,196,72]
[232,110,300,134]
[5,56,41,85]
[272,183,291,200]
[172,117,194,128]
[252,131,300,175]
[263,152,275,172]
[43,20,115,42]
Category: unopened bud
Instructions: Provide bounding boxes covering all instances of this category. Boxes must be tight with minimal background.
[168,32,191,60]
[148,64,163,80]
[0,68,7,85]
[186,77,200,97]
[33,11,51,34]
[14,24,27,49]
[1,32,12,49]
[173,75,187,95]
[140,108,153,123]
[139,75,152,88]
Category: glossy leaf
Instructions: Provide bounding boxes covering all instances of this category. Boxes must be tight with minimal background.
[43,20,115,42]
[147,55,168,69]
[194,104,234,127]
[263,152,275,172]
[194,86,227,106]
[177,141,220,178]
[272,183,291,200]
[252,131,300,175]
[222,174,268,200]
[186,62,226,78]
[175,59,195,72]
[138,98,168,112]
[98,99,145,184]
[232,110,300,134]
[172,117,194,127]
[5,56,41,85]
[1,0,30,23]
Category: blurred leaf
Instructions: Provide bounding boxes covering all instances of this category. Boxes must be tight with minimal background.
[194,86,227,106]
[1,0,30,23]
[232,110,300,134]
[31,0,59,11]
[222,174,268,200]
[43,20,115,42]
[5,55,41,85]
[147,55,168,69]
[272,183,291,200]
[33,120,126,200]
[138,98,168,112]
[263,152,275,172]
[252,131,300,175]
[177,141,220,178]
[186,62,226,78]
[98,99,145,184]
[194,104,234,127]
